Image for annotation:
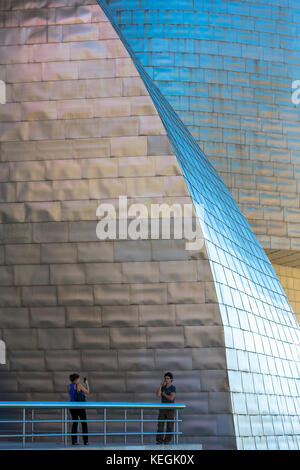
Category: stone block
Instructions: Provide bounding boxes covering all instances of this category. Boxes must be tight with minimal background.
[81,349,118,371]
[122,77,148,96]
[66,306,101,327]
[182,414,218,437]
[130,96,156,116]
[125,175,166,198]
[74,328,110,349]
[14,265,49,286]
[22,286,57,306]
[192,348,227,370]
[89,177,126,198]
[18,372,54,393]
[0,203,25,223]
[33,222,68,243]
[204,282,219,303]
[41,243,77,263]
[25,201,61,222]
[110,327,146,349]
[77,58,115,79]
[68,221,98,242]
[81,157,118,178]
[85,262,122,284]
[147,136,174,156]
[102,305,138,327]
[42,60,77,80]
[62,23,99,42]
[16,181,52,202]
[208,392,233,414]
[159,260,197,282]
[0,265,13,285]
[72,137,110,158]
[110,136,147,157]
[0,307,29,328]
[50,263,85,285]
[118,155,156,178]
[3,328,37,350]
[38,328,74,350]
[151,240,190,261]
[7,63,42,83]
[196,260,214,281]
[45,159,82,180]
[93,96,131,117]
[184,326,225,348]
[77,241,113,262]
[139,115,166,136]
[200,370,230,392]
[0,223,32,244]
[10,350,45,371]
[10,162,45,181]
[94,284,130,305]
[139,305,175,326]
[30,307,65,328]
[89,372,126,393]
[45,350,81,371]
[0,182,16,203]
[125,371,164,392]
[0,372,18,393]
[117,349,155,371]
[146,326,184,348]
[154,348,193,370]
[122,261,159,283]
[85,77,122,99]
[57,285,94,306]
[53,179,89,200]
[114,241,151,262]
[0,286,21,306]
[168,282,205,304]
[176,303,222,326]
[131,283,167,305]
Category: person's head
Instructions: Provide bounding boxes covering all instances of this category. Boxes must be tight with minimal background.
[69,373,80,384]
[164,372,173,384]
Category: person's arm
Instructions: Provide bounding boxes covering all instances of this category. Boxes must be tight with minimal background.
[79,381,89,395]
[67,385,71,399]
[157,381,164,398]
[161,391,175,402]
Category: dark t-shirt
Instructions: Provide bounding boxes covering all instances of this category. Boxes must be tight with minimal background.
[161,384,176,403]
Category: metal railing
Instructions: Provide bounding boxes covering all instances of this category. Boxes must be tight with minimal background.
[0,402,185,448]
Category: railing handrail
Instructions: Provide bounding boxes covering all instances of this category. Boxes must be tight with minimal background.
[0,401,186,409]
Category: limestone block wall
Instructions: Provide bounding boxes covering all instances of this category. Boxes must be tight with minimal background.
[274,264,300,325]
[0,0,235,449]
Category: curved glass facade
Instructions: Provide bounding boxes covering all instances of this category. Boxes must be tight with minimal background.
[98,0,300,449]
[104,0,300,255]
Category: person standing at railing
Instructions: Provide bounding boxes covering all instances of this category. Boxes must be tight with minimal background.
[68,373,89,446]
[156,372,176,444]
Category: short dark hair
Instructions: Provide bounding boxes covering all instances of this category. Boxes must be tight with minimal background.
[164,372,173,380]
[69,373,79,382]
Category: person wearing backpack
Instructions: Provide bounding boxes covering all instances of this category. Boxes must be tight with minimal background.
[68,373,89,445]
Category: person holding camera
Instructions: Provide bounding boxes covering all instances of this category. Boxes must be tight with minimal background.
[156,372,176,444]
[68,373,89,445]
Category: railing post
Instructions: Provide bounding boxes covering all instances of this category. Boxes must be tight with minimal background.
[104,408,107,445]
[124,409,127,445]
[140,408,143,445]
[176,408,179,445]
[61,409,64,444]
[22,408,26,449]
[64,408,68,447]
[31,409,34,442]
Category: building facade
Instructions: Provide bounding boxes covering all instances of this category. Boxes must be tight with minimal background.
[0,0,299,450]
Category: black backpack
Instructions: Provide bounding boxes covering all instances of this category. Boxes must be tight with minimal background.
[74,384,86,402]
